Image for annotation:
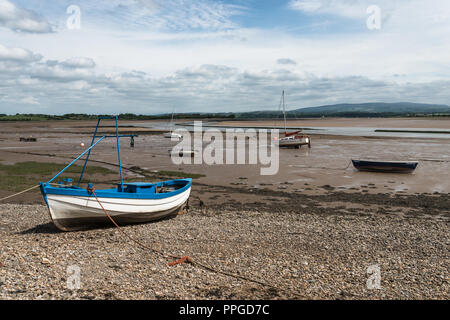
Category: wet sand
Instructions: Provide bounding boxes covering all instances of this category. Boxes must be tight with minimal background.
[2,119,449,199]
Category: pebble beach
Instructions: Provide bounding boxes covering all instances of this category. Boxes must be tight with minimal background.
[1,202,448,300]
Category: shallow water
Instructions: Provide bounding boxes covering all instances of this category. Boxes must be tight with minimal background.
[133,121,450,139]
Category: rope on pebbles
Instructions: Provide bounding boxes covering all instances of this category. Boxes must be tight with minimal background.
[1,183,304,298]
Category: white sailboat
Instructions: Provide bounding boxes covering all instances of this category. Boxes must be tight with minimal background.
[164,109,182,139]
[277,91,311,149]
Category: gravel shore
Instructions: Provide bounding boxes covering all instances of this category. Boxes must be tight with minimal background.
[0,203,448,300]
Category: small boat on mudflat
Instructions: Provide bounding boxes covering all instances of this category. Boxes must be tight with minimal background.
[351,159,419,173]
[164,132,182,139]
[163,109,182,139]
[39,116,192,231]
[276,90,311,149]
[278,133,311,149]
[168,148,198,158]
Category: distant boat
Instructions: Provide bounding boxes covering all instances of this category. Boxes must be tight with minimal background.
[276,90,311,149]
[39,116,192,231]
[351,159,419,173]
[168,149,198,158]
[164,109,182,140]
[164,132,183,139]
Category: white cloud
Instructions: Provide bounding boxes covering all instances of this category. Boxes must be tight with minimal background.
[289,0,323,13]
[1,43,450,115]
[60,57,96,69]
[277,58,297,66]
[289,0,450,25]
[20,96,40,105]
[0,0,53,33]
[79,0,245,31]
[0,44,42,62]
[30,62,96,82]
[0,2,450,114]
[289,0,390,19]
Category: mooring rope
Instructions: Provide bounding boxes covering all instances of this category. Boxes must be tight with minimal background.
[90,187,303,298]
[0,185,40,202]
[291,160,353,171]
[1,183,302,297]
[0,183,80,203]
[90,187,180,260]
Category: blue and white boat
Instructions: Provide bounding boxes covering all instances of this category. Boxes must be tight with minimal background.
[39,116,192,231]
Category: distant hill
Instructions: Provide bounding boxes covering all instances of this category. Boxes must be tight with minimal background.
[1,102,449,121]
[287,102,450,117]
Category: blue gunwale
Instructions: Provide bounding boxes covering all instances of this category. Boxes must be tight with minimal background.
[40,178,192,200]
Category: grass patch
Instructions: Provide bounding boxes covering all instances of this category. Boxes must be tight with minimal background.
[0,162,116,192]
[0,161,114,176]
[0,162,204,195]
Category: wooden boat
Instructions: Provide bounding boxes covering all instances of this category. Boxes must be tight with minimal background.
[351,159,419,173]
[276,91,311,149]
[40,180,191,231]
[39,116,192,231]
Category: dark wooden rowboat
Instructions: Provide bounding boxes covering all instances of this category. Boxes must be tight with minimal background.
[352,159,418,173]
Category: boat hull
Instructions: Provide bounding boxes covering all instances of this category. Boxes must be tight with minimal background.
[40,179,192,231]
[352,160,418,173]
[168,149,198,158]
[164,132,182,139]
[278,136,311,148]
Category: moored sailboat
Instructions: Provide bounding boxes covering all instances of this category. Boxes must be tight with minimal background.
[164,109,182,139]
[276,91,311,149]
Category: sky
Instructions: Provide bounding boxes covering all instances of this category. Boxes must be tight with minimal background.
[0,0,450,115]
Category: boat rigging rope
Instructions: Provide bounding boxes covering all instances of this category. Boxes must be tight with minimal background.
[0,184,40,202]
[291,160,353,171]
[89,187,303,298]
[0,183,79,203]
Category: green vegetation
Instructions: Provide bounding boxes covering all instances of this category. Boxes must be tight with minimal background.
[0,161,114,176]
[1,103,450,122]
[0,113,237,122]
[0,162,116,192]
[0,161,204,194]
[0,114,53,121]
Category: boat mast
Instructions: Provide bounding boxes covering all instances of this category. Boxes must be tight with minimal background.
[169,107,175,133]
[76,116,125,189]
[282,90,287,135]
[115,116,124,189]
